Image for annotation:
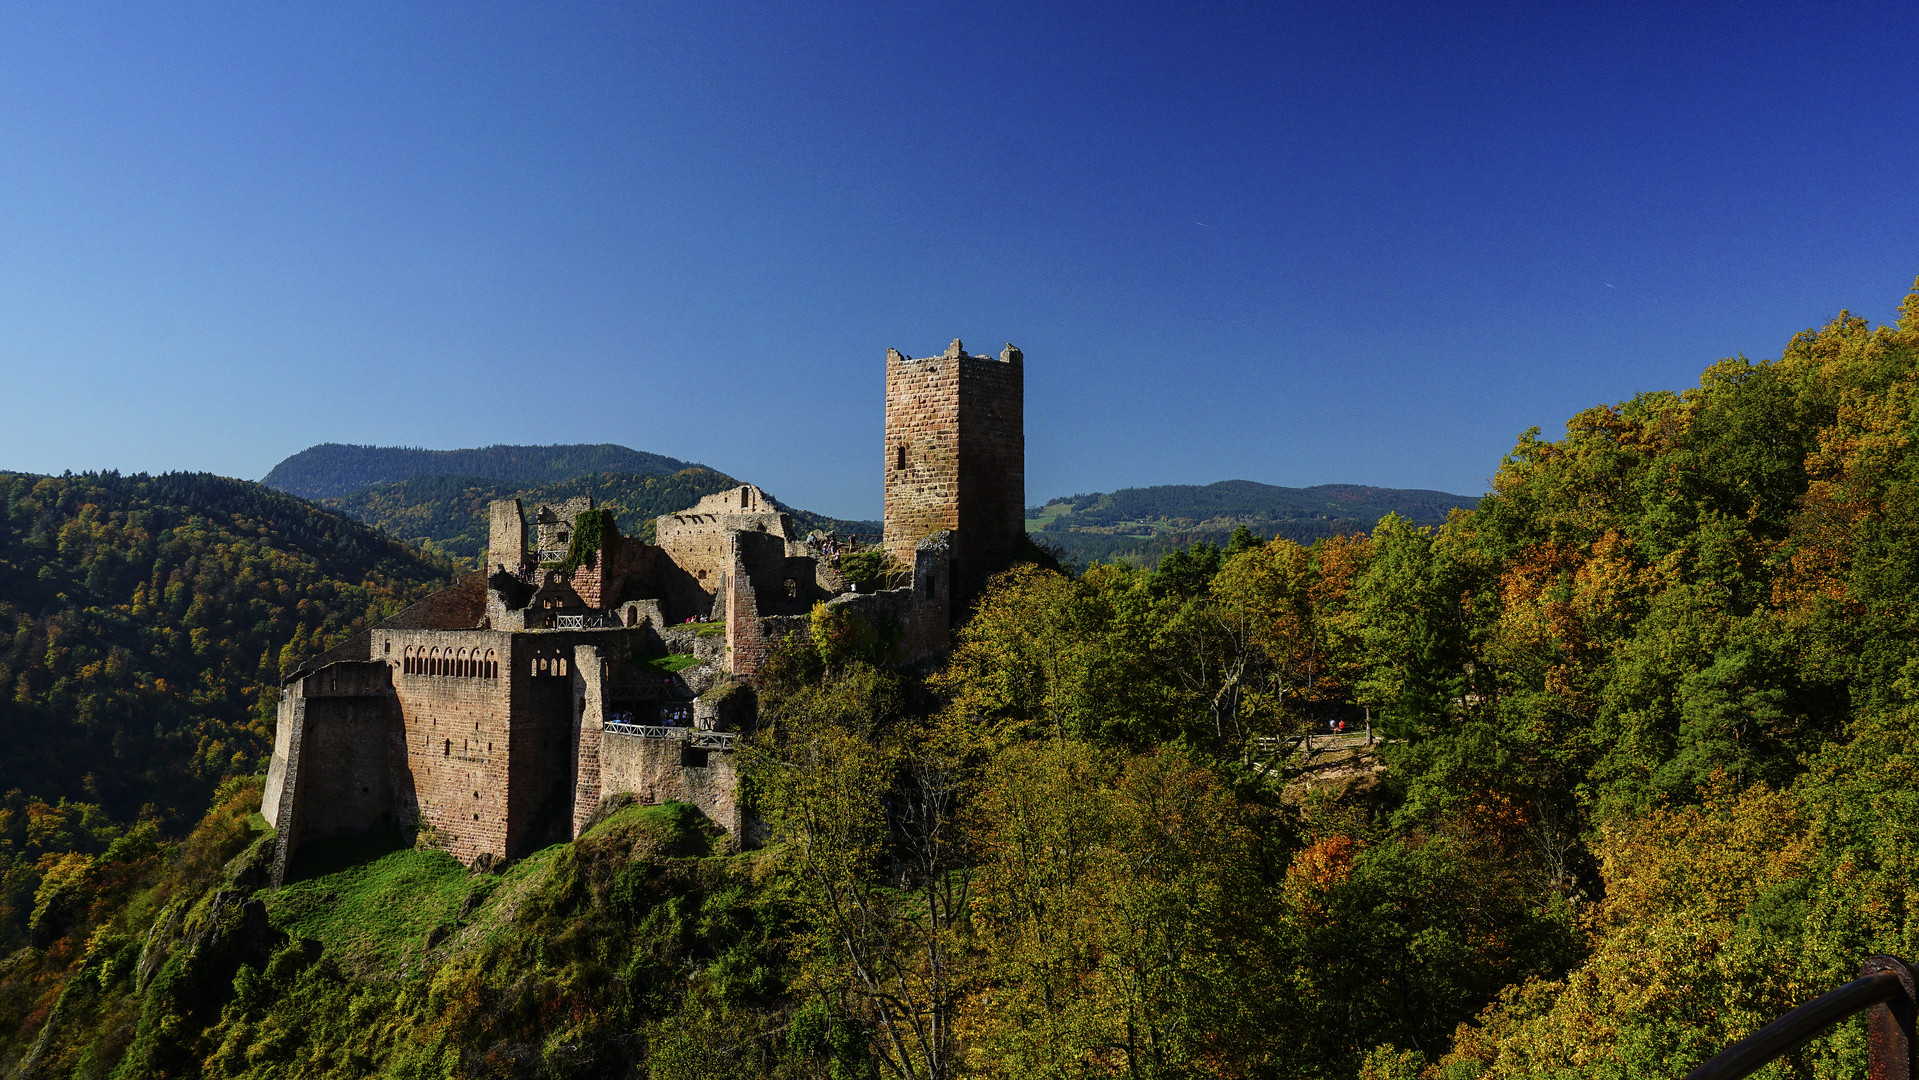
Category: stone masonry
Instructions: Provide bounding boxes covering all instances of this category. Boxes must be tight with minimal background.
[884,339,1024,615]
[262,337,1026,879]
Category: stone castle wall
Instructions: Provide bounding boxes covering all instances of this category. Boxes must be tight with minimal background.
[262,661,396,883]
[383,628,516,863]
[596,733,744,840]
[488,499,525,574]
[956,344,1024,604]
[883,340,1024,613]
[884,347,964,567]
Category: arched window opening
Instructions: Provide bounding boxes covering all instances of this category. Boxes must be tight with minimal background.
[785,578,798,600]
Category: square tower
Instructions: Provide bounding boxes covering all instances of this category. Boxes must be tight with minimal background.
[883,339,1024,615]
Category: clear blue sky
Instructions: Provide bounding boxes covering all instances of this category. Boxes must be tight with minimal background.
[3,2,1917,520]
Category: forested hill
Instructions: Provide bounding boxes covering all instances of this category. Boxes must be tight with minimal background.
[18,287,1919,1078]
[328,469,882,564]
[0,471,452,832]
[1028,479,1479,565]
[262,442,699,500]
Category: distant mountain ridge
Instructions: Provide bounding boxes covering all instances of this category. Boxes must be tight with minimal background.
[263,443,698,501]
[1028,479,1481,566]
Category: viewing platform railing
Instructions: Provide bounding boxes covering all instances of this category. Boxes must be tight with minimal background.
[1683,955,1916,1080]
[603,722,739,750]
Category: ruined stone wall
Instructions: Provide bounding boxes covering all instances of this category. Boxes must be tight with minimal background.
[509,635,591,857]
[533,497,595,564]
[567,546,610,608]
[905,531,954,660]
[596,734,744,841]
[488,499,525,574]
[656,487,798,622]
[655,514,732,621]
[723,559,765,678]
[570,645,606,838]
[262,661,395,883]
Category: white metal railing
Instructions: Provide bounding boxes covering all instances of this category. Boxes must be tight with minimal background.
[546,613,624,631]
[602,722,739,749]
[537,548,566,563]
[606,722,674,738]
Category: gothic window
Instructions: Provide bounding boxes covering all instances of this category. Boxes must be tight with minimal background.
[785,578,798,600]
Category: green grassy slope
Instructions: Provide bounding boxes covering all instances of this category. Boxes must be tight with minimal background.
[0,787,810,1080]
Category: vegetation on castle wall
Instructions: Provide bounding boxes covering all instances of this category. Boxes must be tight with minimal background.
[556,508,612,575]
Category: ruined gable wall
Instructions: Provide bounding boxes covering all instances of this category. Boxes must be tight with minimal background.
[655,513,732,620]
[488,499,526,574]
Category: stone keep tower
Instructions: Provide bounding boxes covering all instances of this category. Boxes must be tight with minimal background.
[883,338,1024,615]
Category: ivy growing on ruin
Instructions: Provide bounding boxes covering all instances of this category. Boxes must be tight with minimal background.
[556,508,611,574]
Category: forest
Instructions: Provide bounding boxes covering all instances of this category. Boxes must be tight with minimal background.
[1026,480,1473,567]
[0,472,452,966]
[9,285,1919,1077]
[262,443,699,502]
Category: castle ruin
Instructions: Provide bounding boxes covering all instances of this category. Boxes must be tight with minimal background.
[259,340,1025,878]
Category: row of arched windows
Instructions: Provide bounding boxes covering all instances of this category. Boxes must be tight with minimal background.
[402,646,498,679]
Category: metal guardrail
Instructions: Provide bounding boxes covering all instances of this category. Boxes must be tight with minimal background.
[602,722,739,749]
[1683,955,1915,1080]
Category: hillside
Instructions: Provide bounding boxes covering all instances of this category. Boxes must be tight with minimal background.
[15,287,1919,1077]
[1027,479,1479,565]
[262,443,698,501]
[329,469,882,564]
[0,471,453,832]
